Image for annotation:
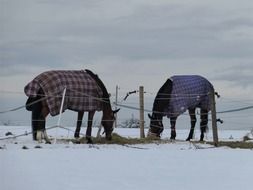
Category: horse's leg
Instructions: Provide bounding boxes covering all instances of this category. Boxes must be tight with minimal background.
[200,109,208,141]
[37,106,50,144]
[31,98,44,141]
[186,108,197,141]
[41,106,50,143]
[32,101,50,143]
[170,117,177,139]
[86,111,95,144]
[31,103,40,140]
[74,111,84,138]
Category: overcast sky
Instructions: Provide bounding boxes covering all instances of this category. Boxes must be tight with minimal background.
[0,0,253,128]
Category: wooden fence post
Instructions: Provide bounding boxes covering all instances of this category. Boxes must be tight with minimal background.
[139,86,145,138]
[210,89,219,146]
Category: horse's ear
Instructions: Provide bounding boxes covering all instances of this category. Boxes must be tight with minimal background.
[113,108,120,114]
[148,114,153,119]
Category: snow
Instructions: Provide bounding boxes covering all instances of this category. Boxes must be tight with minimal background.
[1,126,252,190]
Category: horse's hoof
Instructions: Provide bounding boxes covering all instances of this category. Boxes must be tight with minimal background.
[74,133,80,138]
[186,138,191,141]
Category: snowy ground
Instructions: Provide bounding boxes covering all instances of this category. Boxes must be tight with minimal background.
[1,126,252,190]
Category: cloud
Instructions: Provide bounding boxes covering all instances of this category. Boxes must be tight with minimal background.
[1,0,253,92]
[1,0,253,126]
[211,64,253,89]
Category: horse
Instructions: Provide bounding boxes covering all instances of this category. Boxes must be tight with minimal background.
[147,75,214,141]
[24,69,119,144]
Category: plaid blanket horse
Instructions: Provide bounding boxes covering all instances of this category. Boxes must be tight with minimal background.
[24,70,118,143]
[148,75,215,141]
[166,75,213,118]
[24,70,103,116]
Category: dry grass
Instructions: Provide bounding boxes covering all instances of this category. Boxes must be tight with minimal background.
[70,133,253,149]
[72,133,165,145]
[208,141,253,149]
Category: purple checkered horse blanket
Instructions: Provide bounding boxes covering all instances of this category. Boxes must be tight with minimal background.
[166,75,213,118]
[24,70,103,116]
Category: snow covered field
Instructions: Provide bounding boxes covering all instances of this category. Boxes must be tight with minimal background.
[1,126,252,190]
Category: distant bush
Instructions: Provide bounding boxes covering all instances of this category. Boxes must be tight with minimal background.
[120,115,140,128]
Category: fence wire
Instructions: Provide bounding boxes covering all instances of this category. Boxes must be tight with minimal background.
[0,89,253,127]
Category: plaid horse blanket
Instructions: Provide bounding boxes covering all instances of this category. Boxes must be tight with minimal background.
[166,75,214,118]
[24,70,103,116]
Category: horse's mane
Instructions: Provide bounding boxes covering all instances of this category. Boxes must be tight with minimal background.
[85,69,112,110]
[152,79,173,117]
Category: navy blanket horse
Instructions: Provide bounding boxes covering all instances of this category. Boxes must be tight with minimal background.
[24,69,119,143]
[148,75,214,141]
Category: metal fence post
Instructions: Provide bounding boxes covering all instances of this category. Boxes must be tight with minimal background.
[54,87,67,144]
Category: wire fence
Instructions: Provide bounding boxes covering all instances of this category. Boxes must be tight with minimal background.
[0,89,253,131]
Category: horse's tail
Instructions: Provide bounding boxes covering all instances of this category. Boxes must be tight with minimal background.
[25,97,37,111]
[25,88,45,111]
[200,109,209,133]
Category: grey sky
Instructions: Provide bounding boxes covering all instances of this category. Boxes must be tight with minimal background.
[0,0,253,128]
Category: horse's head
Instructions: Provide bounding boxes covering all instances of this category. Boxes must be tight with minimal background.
[85,69,120,140]
[147,78,172,138]
[101,108,120,140]
[147,113,164,138]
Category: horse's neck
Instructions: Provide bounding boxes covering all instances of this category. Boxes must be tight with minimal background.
[102,101,112,113]
[153,113,163,121]
[152,79,172,116]
[85,69,111,113]
[152,99,165,116]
